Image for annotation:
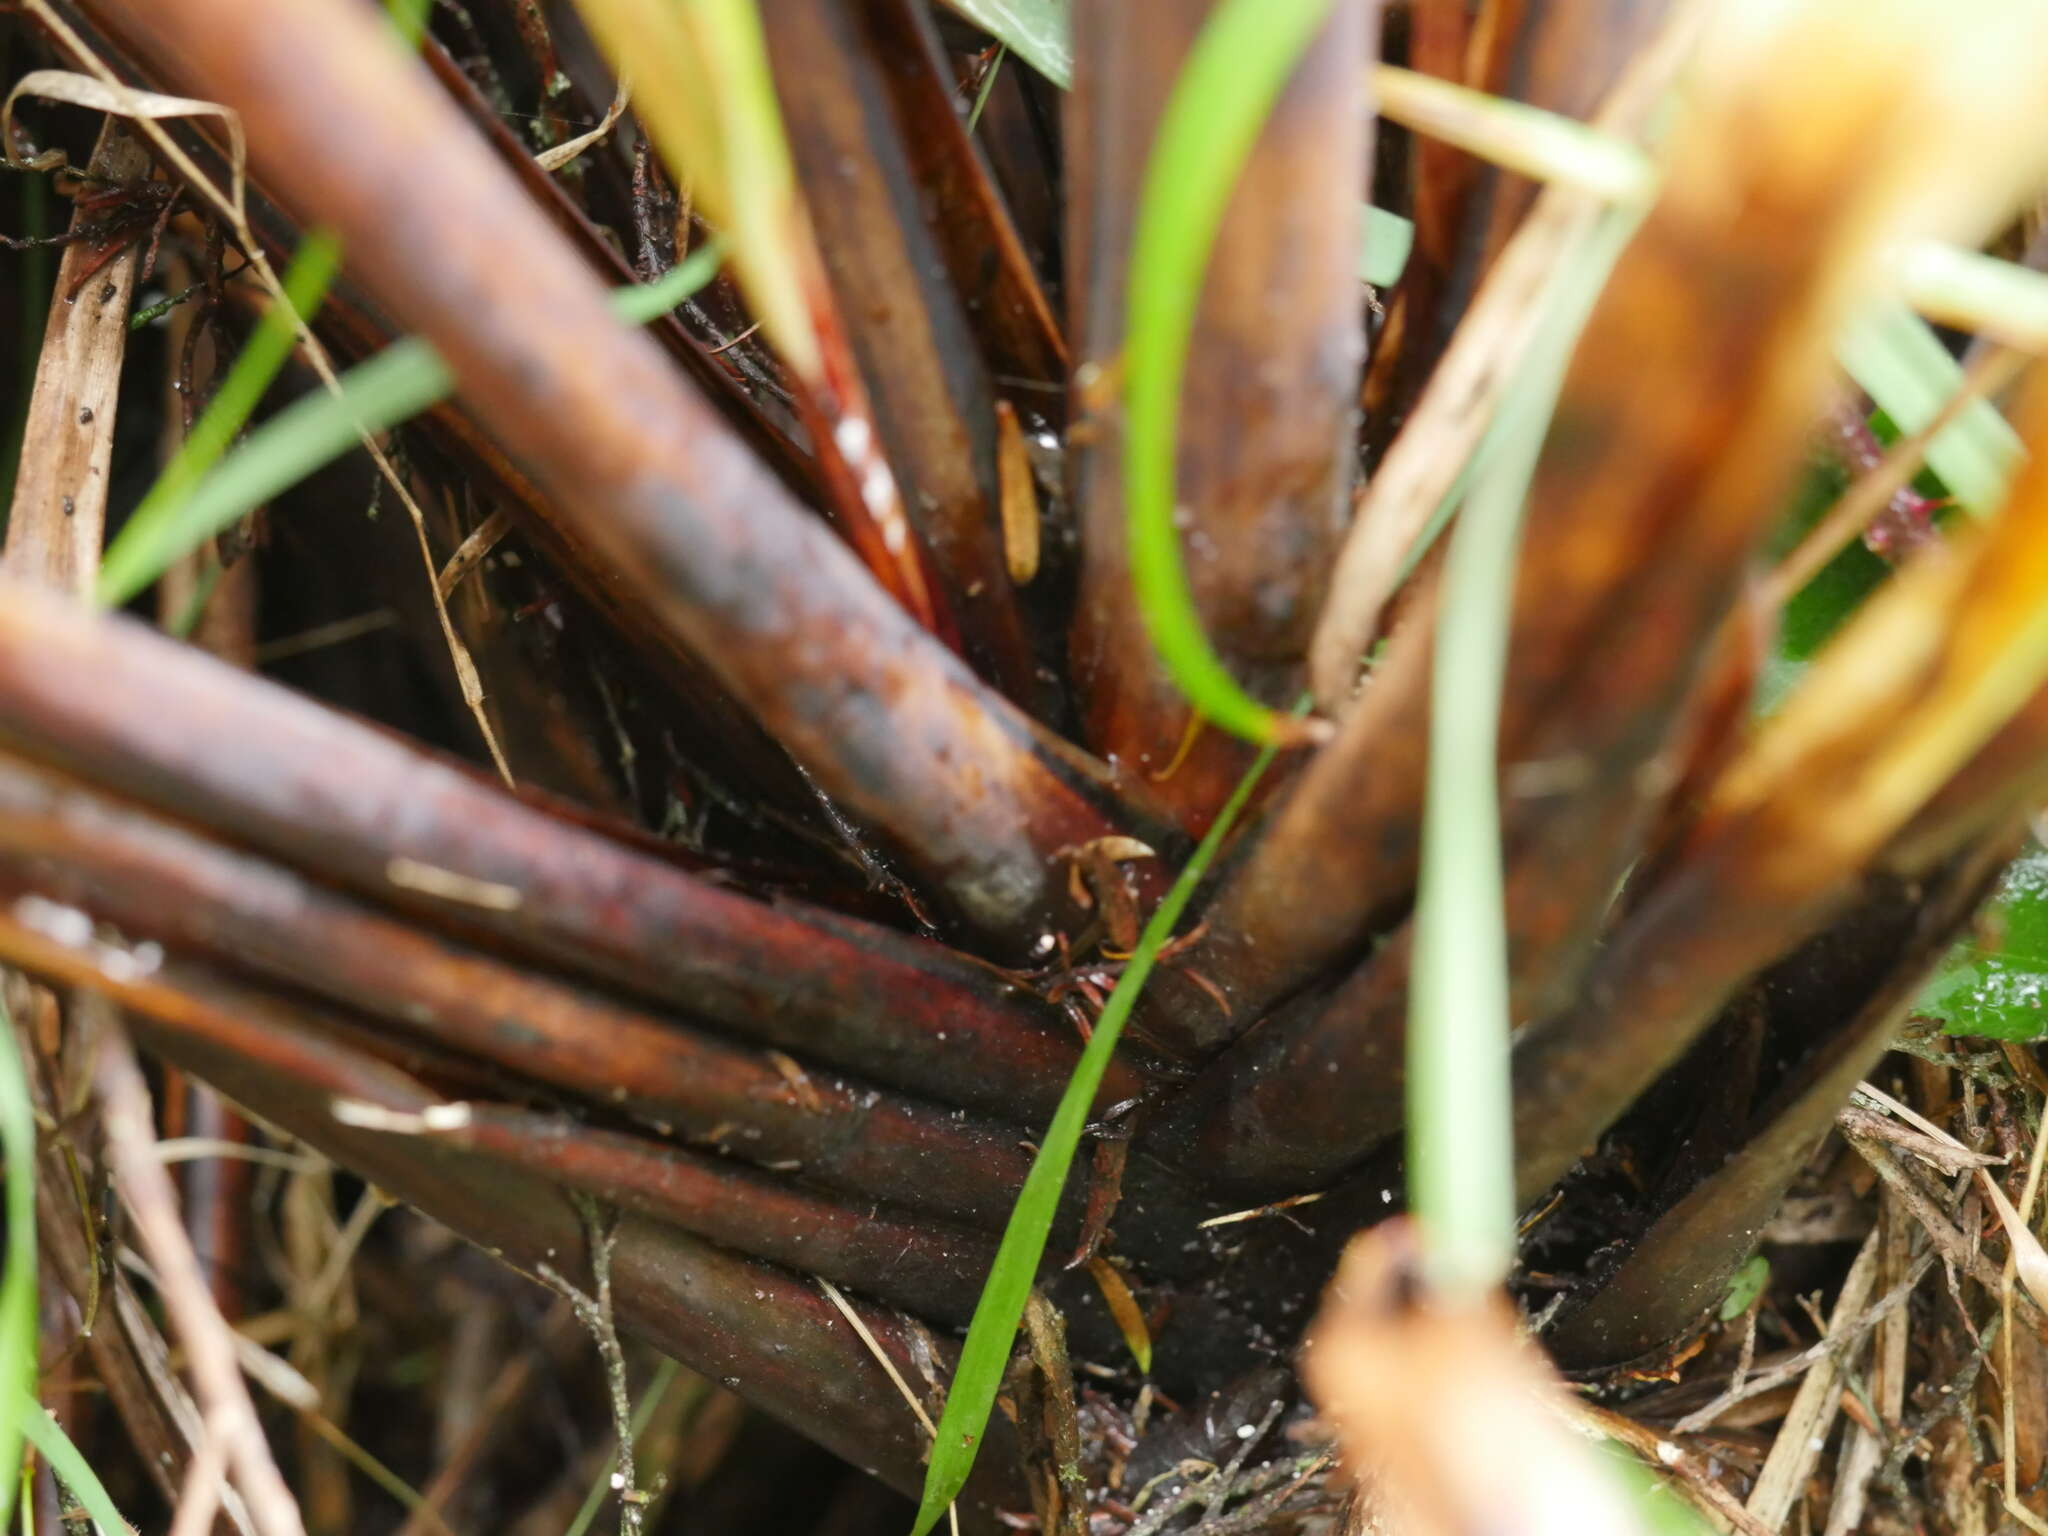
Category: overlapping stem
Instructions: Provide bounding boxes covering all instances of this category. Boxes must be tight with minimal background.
[0,584,1139,1124]
[1543,829,2020,1370]
[82,0,1162,946]
[1062,0,1367,839]
[0,744,1062,1230]
[761,0,1048,712]
[127,1000,1028,1521]
[1157,4,2048,1201]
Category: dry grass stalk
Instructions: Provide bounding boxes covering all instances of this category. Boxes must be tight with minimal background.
[91,1002,308,1536]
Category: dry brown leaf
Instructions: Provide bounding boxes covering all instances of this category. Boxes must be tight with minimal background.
[533,75,631,174]
[1,68,245,211]
[1083,1256,1151,1375]
[995,399,1041,585]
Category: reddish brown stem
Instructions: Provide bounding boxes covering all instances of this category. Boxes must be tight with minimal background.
[65,0,863,831]
[764,0,1051,714]
[1171,581,1437,1049]
[0,756,1049,1230]
[859,0,1067,398]
[1464,0,1677,263]
[1063,0,1371,839]
[1544,829,2016,1370]
[1508,835,1902,1208]
[15,929,993,1319]
[0,588,1142,1122]
[1144,936,1409,1200]
[452,1105,999,1325]
[84,0,1155,944]
[124,1006,1028,1526]
[1170,24,1903,1055]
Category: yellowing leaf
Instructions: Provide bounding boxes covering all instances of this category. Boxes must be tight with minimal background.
[571,0,820,379]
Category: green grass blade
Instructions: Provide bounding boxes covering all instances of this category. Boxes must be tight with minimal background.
[935,0,1071,88]
[0,998,36,1531]
[1836,299,2023,518]
[96,241,726,609]
[16,1396,130,1534]
[1406,386,1541,1297]
[92,0,435,608]
[1406,204,1642,1298]
[1372,63,1654,204]
[1900,239,2048,358]
[909,733,1289,1536]
[965,44,1006,134]
[98,232,341,608]
[1122,0,1337,745]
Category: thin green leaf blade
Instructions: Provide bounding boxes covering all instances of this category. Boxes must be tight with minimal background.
[0,999,35,1531]
[95,242,725,609]
[1836,300,2024,518]
[98,232,343,607]
[17,1396,130,1534]
[1122,0,1337,745]
[909,735,1287,1536]
[1406,204,1643,1297]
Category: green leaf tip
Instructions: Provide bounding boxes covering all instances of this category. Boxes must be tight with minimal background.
[1121,0,1339,746]
[907,722,1293,1536]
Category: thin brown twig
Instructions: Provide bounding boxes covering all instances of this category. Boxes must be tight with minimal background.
[434,507,513,598]
[1823,1191,1913,1535]
[91,1003,307,1536]
[1022,1292,1086,1536]
[1672,1244,1938,1434]
[1838,1102,2002,1176]
[1846,1134,2008,1293]
[1879,1310,1999,1491]
[1745,1228,1881,1530]
[539,1197,646,1536]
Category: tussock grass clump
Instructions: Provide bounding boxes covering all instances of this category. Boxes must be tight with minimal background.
[5,0,2048,1532]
